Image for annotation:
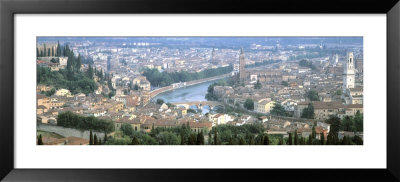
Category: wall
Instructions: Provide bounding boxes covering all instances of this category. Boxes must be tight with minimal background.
[37,124,105,140]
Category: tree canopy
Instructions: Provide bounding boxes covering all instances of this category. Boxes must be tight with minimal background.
[244,99,254,110]
[143,65,233,87]
[57,111,114,133]
[301,103,315,119]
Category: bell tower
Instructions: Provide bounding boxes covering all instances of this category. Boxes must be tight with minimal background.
[239,48,246,83]
[343,52,355,93]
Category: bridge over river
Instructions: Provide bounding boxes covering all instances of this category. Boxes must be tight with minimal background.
[149,73,232,98]
[172,101,223,110]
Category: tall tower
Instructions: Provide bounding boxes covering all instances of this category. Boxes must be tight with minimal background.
[211,48,216,64]
[343,52,355,93]
[335,54,339,64]
[239,48,246,83]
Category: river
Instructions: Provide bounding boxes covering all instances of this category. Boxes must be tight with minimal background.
[153,79,222,114]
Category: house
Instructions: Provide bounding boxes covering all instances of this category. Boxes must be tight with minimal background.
[132,76,151,91]
[36,105,48,115]
[254,98,276,114]
[141,119,178,133]
[349,87,363,104]
[187,121,213,133]
[48,62,60,71]
[209,113,226,126]
[159,103,169,112]
[258,116,268,123]
[115,117,141,132]
[92,108,107,117]
[37,85,53,92]
[48,101,64,109]
[59,57,68,66]
[177,108,187,118]
[75,93,86,101]
[55,89,71,97]
[295,101,363,120]
[37,94,50,109]
[240,115,251,122]
[108,102,124,112]
[139,80,151,91]
[314,126,328,140]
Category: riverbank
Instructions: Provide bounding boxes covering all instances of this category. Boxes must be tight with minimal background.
[149,73,231,98]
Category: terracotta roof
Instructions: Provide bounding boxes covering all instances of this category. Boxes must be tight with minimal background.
[116,117,141,124]
[314,126,327,134]
[37,94,48,100]
[37,105,47,109]
[187,121,212,128]
[345,104,363,109]
[143,119,178,127]
[298,101,343,109]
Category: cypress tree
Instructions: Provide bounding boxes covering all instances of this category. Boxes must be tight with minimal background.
[278,137,284,145]
[36,48,39,58]
[94,134,98,145]
[249,135,254,145]
[76,54,82,72]
[312,125,316,139]
[188,133,197,145]
[180,132,185,145]
[196,132,204,145]
[37,134,43,145]
[308,134,312,145]
[263,135,270,145]
[320,133,325,145]
[98,138,102,145]
[100,69,104,80]
[56,40,61,57]
[288,133,293,145]
[228,137,233,145]
[103,132,107,143]
[341,136,348,145]
[87,64,94,79]
[213,127,218,145]
[239,137,246,145]
[131,136,140,145]
[294,130,298,145]
[43,44,47,57]
[89,130,93,145]
[180,124,186,145]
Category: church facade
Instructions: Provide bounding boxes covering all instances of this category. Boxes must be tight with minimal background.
[238,48,282,84]
[342,52,363,105]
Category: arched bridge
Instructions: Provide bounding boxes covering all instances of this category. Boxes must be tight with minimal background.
[149,73,232,98]
[172,101,223,110]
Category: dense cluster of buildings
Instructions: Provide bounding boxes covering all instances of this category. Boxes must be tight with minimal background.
[36,38,364,145]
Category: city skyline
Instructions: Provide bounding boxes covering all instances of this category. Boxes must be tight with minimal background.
[36,36,363,145]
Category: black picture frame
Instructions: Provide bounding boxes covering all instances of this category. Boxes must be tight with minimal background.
[1,0,399,181]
